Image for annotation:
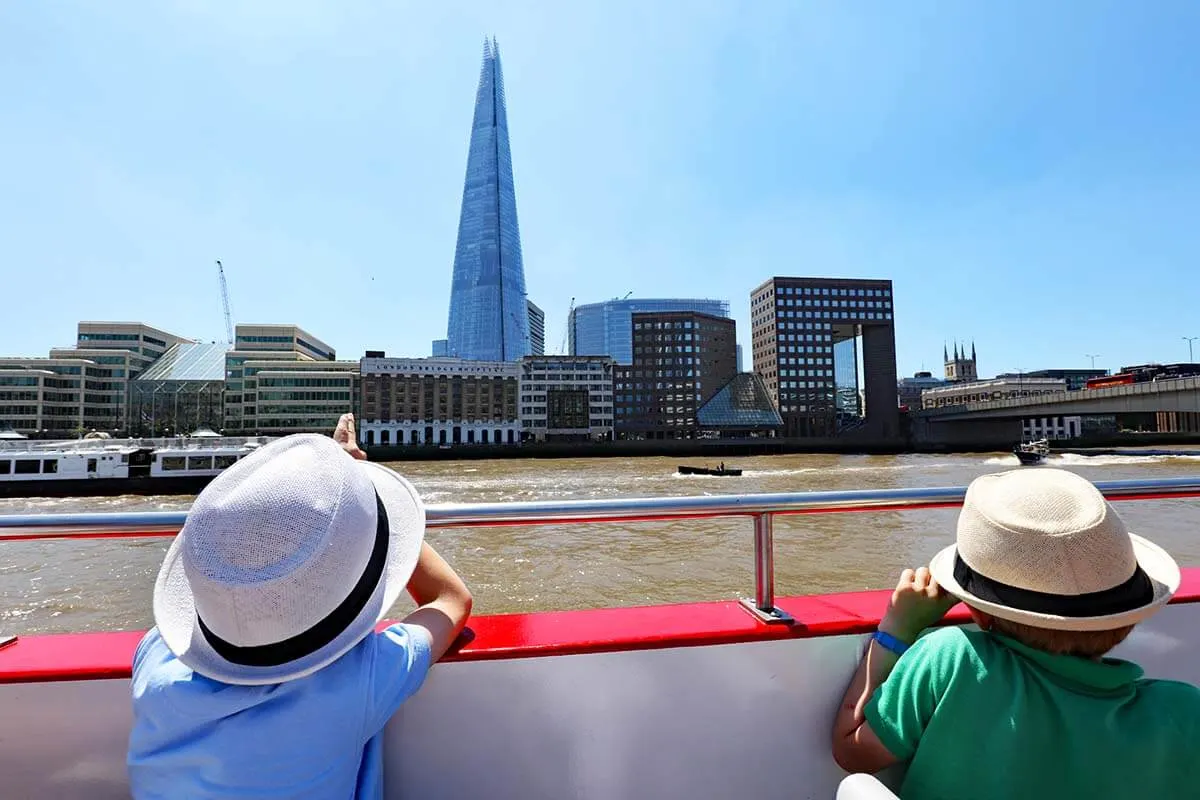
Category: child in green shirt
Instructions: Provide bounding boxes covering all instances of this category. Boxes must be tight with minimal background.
[832,468,1200,799]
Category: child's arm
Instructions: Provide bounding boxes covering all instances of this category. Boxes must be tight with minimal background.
[400,542,473,662]
[832,566,955,773]
[832,636,903,772]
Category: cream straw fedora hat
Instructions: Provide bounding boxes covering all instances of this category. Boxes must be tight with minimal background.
[153,434,425,685]
[929,469,1179,632]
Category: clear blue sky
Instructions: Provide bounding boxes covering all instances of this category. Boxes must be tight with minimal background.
[4,1,1198,377]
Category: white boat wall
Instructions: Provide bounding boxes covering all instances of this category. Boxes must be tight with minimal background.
[1,479,1197,799]
[0,436,270,497]
[0,446,140,481]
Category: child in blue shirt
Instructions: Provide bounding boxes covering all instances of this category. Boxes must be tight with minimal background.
[128,415,472,799]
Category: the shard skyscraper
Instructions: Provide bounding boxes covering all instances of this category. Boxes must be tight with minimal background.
[444,38,530,362]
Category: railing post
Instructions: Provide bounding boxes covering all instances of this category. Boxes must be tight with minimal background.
[739,512,793,625]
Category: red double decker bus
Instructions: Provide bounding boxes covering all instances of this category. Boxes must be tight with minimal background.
[1085,363,1200,389]
[1085,373,1135,389]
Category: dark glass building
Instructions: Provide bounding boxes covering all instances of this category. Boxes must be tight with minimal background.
[445,39,530,361]
[569,298,729,364]
[750,277,899,439]
[614,311,737,439]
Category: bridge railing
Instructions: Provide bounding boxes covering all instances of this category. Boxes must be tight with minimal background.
[918,374,1200,417]
[2,477,1199,624]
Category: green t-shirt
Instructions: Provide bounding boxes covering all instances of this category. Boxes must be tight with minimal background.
[865,626,1200,800]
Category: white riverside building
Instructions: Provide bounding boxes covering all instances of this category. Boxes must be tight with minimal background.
[920,375,1081,441]
[919,376,1067,409]
[358,356,521,447]
[1022,416,1083,441]
[519,356,615,442]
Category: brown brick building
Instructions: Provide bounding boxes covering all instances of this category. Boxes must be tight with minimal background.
[750,276,899,439]
[359,356,521,446]
[614,311,737,439]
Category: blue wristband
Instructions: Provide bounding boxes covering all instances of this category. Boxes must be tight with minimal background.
[872,630,911,655]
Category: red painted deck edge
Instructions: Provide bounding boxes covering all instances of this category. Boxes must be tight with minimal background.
[3,568,1198,684]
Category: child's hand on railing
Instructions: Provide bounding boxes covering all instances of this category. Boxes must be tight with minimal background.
[877,566,958,645]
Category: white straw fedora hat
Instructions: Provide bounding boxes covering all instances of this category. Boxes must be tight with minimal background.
[929,469,1179,632]
[153,434,425,685]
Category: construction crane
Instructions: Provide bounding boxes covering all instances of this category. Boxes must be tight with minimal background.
[215,260,234,345]
[559,297,575,355]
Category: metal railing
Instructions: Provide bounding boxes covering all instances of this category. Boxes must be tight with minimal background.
[2,476,1200,624]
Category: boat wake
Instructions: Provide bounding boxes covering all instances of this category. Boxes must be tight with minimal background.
[984,453,1200,467]
[740,462,955,477]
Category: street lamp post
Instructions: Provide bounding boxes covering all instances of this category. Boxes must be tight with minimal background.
[1184,337,1198,362]
[1085,354,1100,370]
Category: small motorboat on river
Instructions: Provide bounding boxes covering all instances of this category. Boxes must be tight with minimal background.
[1013,439,1050,465]
[678,463,742,477]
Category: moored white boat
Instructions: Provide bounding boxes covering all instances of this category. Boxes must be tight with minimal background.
[0,435,270,498]
[0,478,1197,799]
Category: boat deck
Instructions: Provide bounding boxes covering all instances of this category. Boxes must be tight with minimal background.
[1,477,1198,798]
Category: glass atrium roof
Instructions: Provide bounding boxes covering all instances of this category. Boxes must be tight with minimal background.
[134,342,228,382]
[697,373,784,428]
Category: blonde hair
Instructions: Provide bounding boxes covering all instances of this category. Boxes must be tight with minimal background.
[989,616,1134,658]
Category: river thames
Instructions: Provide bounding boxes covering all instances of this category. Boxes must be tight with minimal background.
[2,451,1199,635]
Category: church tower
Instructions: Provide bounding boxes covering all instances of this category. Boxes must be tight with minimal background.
[944,341,978,382]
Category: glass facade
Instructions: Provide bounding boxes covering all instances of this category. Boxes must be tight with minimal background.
[696,373,783,430]
[135,343,228,382]
[527,300,545,356]
[445,38,530,362]
[570,298,730,365]
[614,312,737,438]
[129,343,228,436]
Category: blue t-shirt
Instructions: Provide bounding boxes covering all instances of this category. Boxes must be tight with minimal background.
[127,623,433,800]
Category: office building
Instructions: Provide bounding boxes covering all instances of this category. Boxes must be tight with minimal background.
[898,372,947,410]
[233,324,335,361]
[920,376,1067,409]
[569,298,730,364]
[431,339,449,358]
[239,359,358,435]
[60,321,191,430]
[614,311,736,439]
[444,39,531,361]
[359,355,521,446]
[519,356,614,442]
[736,344,744,373]
[223,324,341,433]
[0,358,112,437]
[0,321,189,436]
[750,277,899,439]
[527,301,545,356]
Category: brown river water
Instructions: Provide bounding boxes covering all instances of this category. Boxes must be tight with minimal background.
[2,451,1199,635]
